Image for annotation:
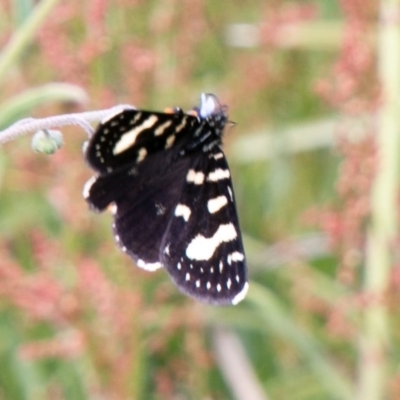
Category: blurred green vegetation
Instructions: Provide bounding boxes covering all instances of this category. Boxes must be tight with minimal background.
[0,0,394,399]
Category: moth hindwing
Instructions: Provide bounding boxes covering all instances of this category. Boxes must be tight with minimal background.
[84,93,248,305]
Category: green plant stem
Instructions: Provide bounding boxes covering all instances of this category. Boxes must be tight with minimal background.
[0,83,88,129]
[0,0,60,82]
[237,283,353,400]
[357,1,400,399]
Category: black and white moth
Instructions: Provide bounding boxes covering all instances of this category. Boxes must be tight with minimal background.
[83,94,248,305]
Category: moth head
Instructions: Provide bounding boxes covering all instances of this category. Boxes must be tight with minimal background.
[199,93,228,119]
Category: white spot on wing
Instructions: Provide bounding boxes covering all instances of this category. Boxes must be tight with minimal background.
[83,176,97,199]
[207,168,230,182]
[219,261,223,273]
[217,284,221,292]
[154,120,172,136]
[196,280,200,288]
[207,282,211,290]
[186,273,190,281]
[186,169,205,185]
[213,152,224,160]
[109,203,118,215]
[227,251,245,265]
[175,116,188,133]
[165,135,175,148]
[227,279,232,289]
[137,147,147,162]
[137,259,162,271]
[155,203,166,215]
[207,196,228,213]
[164,244,170,255]
[186,223,237,261]
[227,186,233,201]
[130,112,142,125]
[232,282,249,305]
[113,115,158,154]
[175,204,191,222]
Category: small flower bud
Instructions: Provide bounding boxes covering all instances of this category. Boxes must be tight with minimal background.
[31,129,63,154]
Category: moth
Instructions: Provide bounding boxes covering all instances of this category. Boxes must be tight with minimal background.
[83,94,248,305]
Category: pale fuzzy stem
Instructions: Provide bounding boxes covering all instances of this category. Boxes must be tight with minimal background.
[0,105,135,145]
[357,2,400,399]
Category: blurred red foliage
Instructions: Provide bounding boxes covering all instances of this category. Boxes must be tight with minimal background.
[314,1,379,112]
[299,0,382,343]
